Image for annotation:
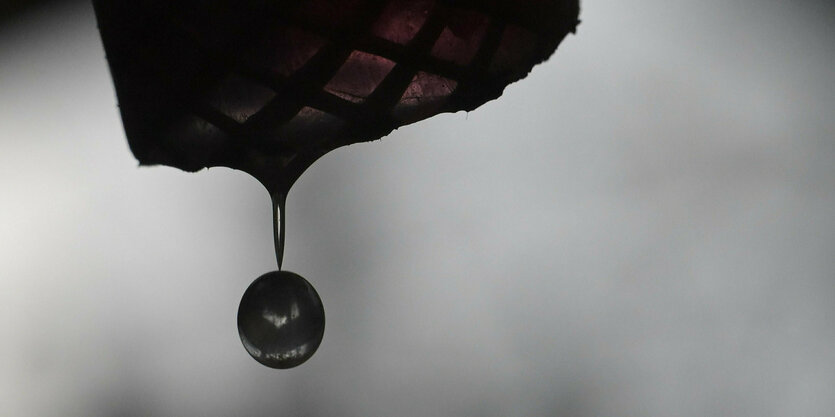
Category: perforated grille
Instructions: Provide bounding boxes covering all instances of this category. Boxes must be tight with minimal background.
[94,0,579,191]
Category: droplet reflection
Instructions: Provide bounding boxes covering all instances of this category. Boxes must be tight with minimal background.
[237,270,325,368]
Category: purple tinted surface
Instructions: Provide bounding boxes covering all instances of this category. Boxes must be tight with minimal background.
[94,0,580,192]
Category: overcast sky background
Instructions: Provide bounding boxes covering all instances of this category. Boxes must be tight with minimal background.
[1,1,834,416]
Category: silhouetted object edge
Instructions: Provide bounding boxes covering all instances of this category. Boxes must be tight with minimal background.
[93,0,580,195]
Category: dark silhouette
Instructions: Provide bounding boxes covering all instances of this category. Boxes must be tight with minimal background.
[93,0,580,196]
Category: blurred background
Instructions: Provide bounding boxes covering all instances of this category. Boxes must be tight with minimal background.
[1,0,834,416]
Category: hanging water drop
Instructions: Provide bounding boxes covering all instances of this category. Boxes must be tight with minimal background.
[238,270,325,369]
[237,193,326,369]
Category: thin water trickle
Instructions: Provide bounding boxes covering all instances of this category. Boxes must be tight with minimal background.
[272,193,286,270]
[236,191,326,369]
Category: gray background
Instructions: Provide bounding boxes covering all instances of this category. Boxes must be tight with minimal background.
[1,1,834,415]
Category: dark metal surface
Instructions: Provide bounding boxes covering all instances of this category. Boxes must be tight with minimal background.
[93,0,580,194]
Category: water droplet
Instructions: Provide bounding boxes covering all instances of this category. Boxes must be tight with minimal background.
[272,193,286,270]
[237,270,325,369]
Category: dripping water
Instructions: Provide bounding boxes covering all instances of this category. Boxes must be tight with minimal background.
[237,190,324,369]
[271,192,287,270]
